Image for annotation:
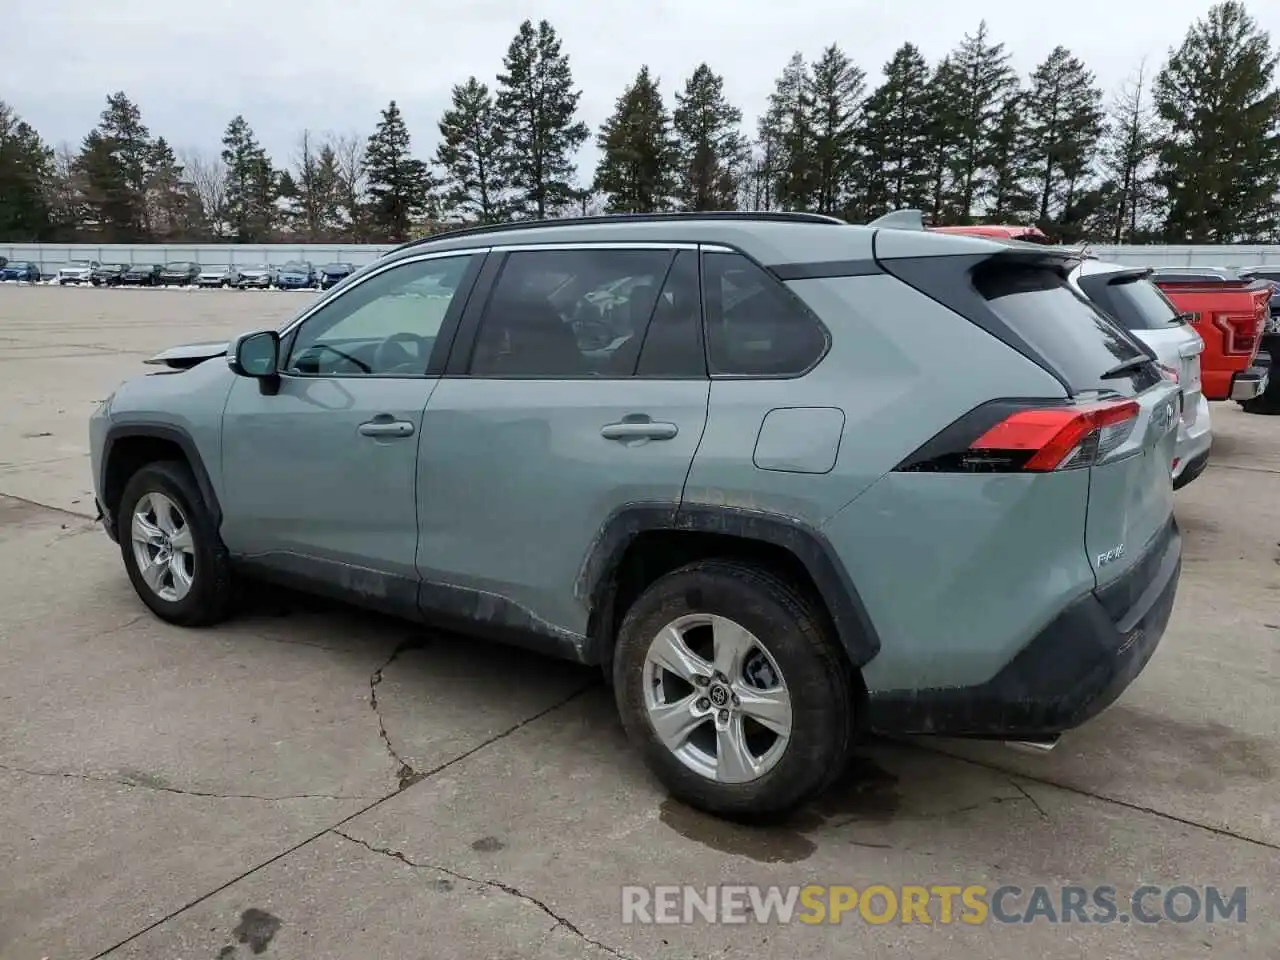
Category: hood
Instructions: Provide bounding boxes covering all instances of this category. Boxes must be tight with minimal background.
[198,269,225,277]
[240,268,269,277]
[61,265,91,274]
[144,340,229,370]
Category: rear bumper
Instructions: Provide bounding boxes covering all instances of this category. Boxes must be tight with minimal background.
[866,519,1181,739]
[1172,446,1211,490]
[1230,366,1269,401]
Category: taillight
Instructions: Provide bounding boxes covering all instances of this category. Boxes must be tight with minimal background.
[1213,313,1261,356]
[895,399,1141,474]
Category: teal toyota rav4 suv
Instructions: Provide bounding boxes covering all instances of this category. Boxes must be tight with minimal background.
[89,212,1182,818]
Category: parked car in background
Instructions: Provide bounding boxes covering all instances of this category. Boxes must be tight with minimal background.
[1149,270,1271,412]
[929,224,1055,244]
[0,260,42,282]
[91,263,129,286]
[89,211,1184,818]
[195,265,240,288]
[275,261,316,290]
[158,262,201,287]
[0,255,7,269]
[236,264,276,289]
[1069,260,1212,488]
[57,259,100,285]
[121,264,164,286]
[317,262,356,289]
[1234,266,1280,413]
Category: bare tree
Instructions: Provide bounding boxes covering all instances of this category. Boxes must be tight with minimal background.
[328,131,367,237]
[1100,60,1160,243]
[180,148,228,238]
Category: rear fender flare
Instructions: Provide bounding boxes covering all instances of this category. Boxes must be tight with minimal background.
[578,502,881,668]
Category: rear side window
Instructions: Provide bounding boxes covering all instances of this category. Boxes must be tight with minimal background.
[469,248,673,378]
[1078,274,1185,330]
[702,251,828,376]
[974,264,1158,396]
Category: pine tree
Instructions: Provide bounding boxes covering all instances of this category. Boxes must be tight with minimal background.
[933,23,1018,222]
[364,100,432,242]
[985,87,1038,222]
[145,137,200,240]
[593,66,678,213]
[75,92,155,240]
[921,58,964,223]
[759,53,817,211]
[282,130,340,240]
[672,63,747,211]
[854,43,933,219]
[1098,63,1161,242]
[436,77,507,223]
[495,19,590,219]
[0,101,55,240]
[220,115,275,242]
[1154,0,1280,242]
[807,45,865,215]
[1026,46,1105,231]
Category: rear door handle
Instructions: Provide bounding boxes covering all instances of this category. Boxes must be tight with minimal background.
[358,416,415,438]
[600,419,678,441]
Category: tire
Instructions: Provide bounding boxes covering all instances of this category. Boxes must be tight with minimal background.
[613,559,853,819]
[117,460,235,627]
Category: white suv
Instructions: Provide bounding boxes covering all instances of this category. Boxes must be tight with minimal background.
[1069,259,1212,489]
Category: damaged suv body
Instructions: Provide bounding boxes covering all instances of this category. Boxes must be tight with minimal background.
[88,212,1182,817]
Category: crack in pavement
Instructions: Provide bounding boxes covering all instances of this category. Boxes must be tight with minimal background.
[1009,778,1049,819]
[332,829,639,960]
[0,763,373,802]
[89,682,596,958]
[369,636,431,791]
[902,739,1280,851]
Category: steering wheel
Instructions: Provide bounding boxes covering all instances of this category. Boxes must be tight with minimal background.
[373,332,430,374]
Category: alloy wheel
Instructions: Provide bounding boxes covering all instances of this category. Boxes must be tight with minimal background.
[130,492,196,602]
[642,613,793,784]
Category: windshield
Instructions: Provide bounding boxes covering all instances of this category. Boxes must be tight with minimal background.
[321,263,351,271]
[165,262,193,270]
[282,262,307,272]
[10,261,32,269]
[1079,274,1185,330]
[101,263,127,271]
[243,265,269,272]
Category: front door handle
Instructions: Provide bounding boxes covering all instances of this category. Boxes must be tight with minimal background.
[358,416,415,438]
[600,418,678,441]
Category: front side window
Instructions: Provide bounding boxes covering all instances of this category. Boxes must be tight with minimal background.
[285,254,475,377]
[702,251,829,376]
[468,248,675,378]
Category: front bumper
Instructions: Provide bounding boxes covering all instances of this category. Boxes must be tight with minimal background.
[1230,366,1269,402]
[276,277,312,289]
[865,519,1181,739]
[238,276,272,288]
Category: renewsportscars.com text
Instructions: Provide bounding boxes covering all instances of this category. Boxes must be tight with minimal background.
[621,884,1248,926]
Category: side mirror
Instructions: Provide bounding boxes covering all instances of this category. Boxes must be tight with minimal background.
[228,329,280,379]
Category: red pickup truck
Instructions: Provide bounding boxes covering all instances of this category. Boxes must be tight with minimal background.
[1147,271,1271,408]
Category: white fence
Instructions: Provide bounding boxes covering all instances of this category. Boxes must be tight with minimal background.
[4,240,1280,277]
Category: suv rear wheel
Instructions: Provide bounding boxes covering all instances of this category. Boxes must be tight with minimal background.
[613,559,853,818]
[117,461,235,626]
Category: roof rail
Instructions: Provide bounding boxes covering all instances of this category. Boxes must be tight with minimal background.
[866,209,927,230]
[390,210,849,252]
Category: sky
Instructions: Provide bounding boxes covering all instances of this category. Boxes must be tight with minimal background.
[3,0,1278,177]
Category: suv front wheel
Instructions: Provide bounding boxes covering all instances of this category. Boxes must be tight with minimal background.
[613,559,853,818]
[117,461,235,626]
